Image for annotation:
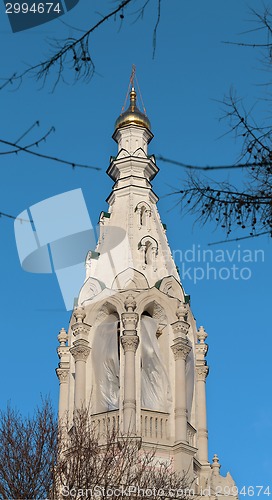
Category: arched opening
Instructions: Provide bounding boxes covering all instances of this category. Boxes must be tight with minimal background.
[140,312,172,413]
[140,205,147,226]
[144,241,152,265]
[92,311,120,413]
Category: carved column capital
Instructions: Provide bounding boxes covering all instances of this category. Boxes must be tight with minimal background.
[70,340,90,362]
[56,368,69,384]
[171,340,191,361]
[121,335,139,353]
[196,365,209,381]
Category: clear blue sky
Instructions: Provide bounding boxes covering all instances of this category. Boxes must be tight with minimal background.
[0,0,271,492]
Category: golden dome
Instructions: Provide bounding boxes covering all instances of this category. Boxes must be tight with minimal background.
[114,88,151,131]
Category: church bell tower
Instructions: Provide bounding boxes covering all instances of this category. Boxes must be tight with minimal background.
[56,77,237,494]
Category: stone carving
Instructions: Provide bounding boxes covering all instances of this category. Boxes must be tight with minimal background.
[56,368,69,383]
[196,365,209,381]
[171,341,191,361]
[210,454,237,497]
[198,325,208,344]
[71,321,91,339]
[176,302,189,321]
[172,320,190,338]
[73,306,86,323]
[57,327,68,346]
[121,336,139,352]
[124,294,137,312]
[121,312,139,332]
[70,341,91,362]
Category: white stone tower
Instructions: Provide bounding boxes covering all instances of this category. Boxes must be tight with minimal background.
[56,83,237,493]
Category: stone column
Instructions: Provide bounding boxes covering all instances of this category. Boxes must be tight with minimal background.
[70,306,91,410]
[121,295,139,434]
[171,303,191,443]
[56,327,69,420]
[195,326,209,463]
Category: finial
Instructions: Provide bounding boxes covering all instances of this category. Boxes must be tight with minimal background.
[129,87,137,111]
[176,302,189,321]
[130,64,136,88]
[211,454,221,475]
[198,325,208,343]
[114,66,151,132]
[73,306,86,324]
[58,327,68,346]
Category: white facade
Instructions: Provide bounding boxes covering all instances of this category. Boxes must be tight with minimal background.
[56,88,237,494]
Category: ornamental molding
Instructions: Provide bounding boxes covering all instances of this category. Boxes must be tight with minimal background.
[121,335,139,352]
[195,343,208,357]
[171,341,191,360]
[121,312,139,331]
[57,346,69,359]
[174,408,188,418]
[71,323,91,339]
[124,294,137,312]
[171,320,190,338]
[123,399,136,410]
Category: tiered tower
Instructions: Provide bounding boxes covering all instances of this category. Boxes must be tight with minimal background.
[56,83,237,493]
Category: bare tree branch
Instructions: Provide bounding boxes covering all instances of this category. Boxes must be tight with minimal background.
[0,398,57,499]
[0,135,101,170]
[157,155,257,170]
[0,403,195,499]
[2,0,163,89]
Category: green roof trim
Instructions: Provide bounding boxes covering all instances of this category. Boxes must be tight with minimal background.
[176,265,180,276]
[90,251,100,260]
[162,223,167,230]
[155,279,163,289]
[102,212,111,218]
[184,294,190,304]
